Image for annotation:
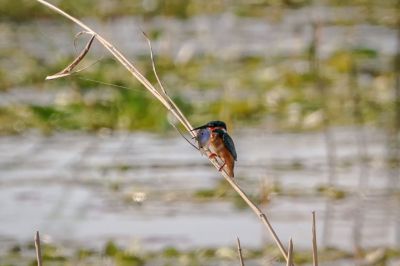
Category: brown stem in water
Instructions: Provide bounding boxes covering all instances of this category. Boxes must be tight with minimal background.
[312,211,319,266]
[35,231,43,266]
[236,237,245,266]
[287,239,293,266]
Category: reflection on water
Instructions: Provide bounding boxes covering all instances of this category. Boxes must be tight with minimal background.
[0,127,399,253]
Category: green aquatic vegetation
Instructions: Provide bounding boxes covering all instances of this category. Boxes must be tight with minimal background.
[0,34,395,134]
[352,47,379,59]
[281,71,313,89]
[385,248,400,260]
[194,188,219,199]
[42,244,67,262]
[109,181,121,192]
[233,193,259,209]
[318,247,352,262]
[0,0,240,21]
[196,248,216,258]
[193,178,232,200]
[0,68,11,91]
[104,240,119,256]
[76,248,96,259]
[192,180,279,210]
[270,182,283,194]
[292,247,352,265]
[193,187,229,200]
[73,58,139,89]
[271,160,305,171]
[195,178,279,208]
[245,248,264,259]
[316,185,347,200]
[194,178,275,209]
[246,246,352,265]
[156,1,191,19]
[8,245,21,255]
[0,0,133,21]
[115,252,144,266]
[0,109,19,135]
[30,105,65,121]
[234,0,311,18]
[163,247,180,258]
[326,48,379,74]
[101,241,146,265]
[116,164,132,172]
[0,86,191,134]
[0,0,52,21]
[2,0,398,25]
[326,52,353,73]
[230,100,266,121]
[206,99,266,122]
[113,89,171,131]
[293,251,312,264]
[0,49,84,89]
[100,164,136,173]
[2,239,395,265]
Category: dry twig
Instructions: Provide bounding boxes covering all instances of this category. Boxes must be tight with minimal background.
[35,0,292,263]
[312,211,319,266]
[236,237,245,266]
[35,231,43,266]
[46,33,95,80]
[287,239,293,266]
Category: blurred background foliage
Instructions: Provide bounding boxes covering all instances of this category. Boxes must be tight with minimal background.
[1,0,399,21]
[0,0,399,135]
[1,1,400,265]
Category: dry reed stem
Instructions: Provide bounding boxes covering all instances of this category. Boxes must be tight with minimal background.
[236,237,245,266]
[46,33,95,80]
[142,32,192,130]
[36,0,192,134]
[286,239,293,266]
[312,211,318,266]
[35,0,291,264]
[35,231,43,266]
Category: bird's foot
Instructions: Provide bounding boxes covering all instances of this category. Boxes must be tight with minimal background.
[218,162,226,172]
[208,153,217,159]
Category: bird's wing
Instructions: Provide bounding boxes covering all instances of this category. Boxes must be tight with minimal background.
[223,133,237,161]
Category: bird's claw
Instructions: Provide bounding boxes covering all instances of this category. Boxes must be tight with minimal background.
[208,153,217,159]
[218,162,226,171]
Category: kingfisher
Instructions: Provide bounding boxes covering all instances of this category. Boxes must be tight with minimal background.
[193,121,237,178]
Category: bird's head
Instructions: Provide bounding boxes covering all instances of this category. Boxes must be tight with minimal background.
[193,120,227,131]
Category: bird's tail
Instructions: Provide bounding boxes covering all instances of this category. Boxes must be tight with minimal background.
[224,160,235,178]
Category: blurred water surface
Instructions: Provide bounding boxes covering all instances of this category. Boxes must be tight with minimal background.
[0,3,399,265]
[0,127,399,253]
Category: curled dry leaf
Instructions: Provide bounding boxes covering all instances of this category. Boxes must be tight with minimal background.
[46,33,96,80]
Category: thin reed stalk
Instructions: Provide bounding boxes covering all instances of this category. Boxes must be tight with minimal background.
[312,212,318,266]
[35,0,291,263]
[236,237,245,266]
[286,239,293,266]
[35,231,43,266]
[311,21,337,187]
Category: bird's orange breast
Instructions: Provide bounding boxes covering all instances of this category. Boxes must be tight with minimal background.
[210,133,235,177]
